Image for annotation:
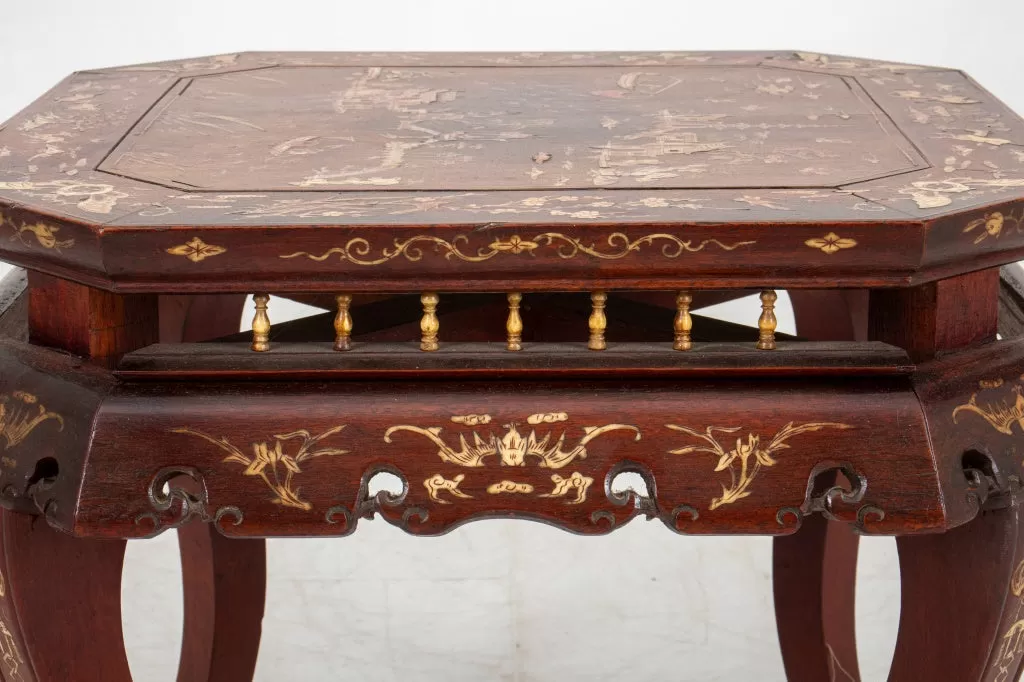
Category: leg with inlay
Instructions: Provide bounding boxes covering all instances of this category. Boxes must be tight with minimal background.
[888,506,1024,681]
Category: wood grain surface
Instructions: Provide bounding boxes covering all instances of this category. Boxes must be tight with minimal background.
[2,49,1024,681]
[2,279,1021,542]
[0,51,1023,292]
[0,337,951,540]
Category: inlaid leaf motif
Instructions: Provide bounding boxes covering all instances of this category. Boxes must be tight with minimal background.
[668,422,852,510]
[0,391,63,451]
[171,426,348,511]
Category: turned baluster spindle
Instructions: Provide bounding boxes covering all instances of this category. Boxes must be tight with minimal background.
[506,292,523,352]
[673,290,693,351]
[757,289,778,350]
[334,294,353,351]
[588,291,607,351]
[251,293,271,352]
[420,292,440,352]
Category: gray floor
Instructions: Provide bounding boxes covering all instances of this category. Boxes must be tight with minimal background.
[122,519,901,681]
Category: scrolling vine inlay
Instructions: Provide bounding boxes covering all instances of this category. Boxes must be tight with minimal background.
[170,426,348,510]
[281,232,755,265]
[386,412,638,506]
[667,422,853,510]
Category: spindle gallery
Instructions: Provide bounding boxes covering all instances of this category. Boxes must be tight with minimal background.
[0,51,1022,681]
[242,289,780,353]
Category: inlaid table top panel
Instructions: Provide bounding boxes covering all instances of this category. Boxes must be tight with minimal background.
[1,51,1023,292]
[97,65,924,192]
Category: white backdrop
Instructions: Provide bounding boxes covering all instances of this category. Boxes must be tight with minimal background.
[3,1,1024,680]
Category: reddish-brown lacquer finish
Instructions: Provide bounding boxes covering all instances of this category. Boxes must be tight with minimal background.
[0,510,132,682]
[28,272,158,359]
[889,507,1024,682]
[870,268,1000,363]
[773,294,866,682]
[774,512,862,681]
[0,273,267,681]
[912,340,1024,529]
[176,522,265,682]
[2,50,1024,681]
[84,377,941,538]
[0,339,955,540]
[169,294,265,682]
[2,52,1024,292]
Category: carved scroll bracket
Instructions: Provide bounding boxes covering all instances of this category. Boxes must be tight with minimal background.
[0,456,61,529]
[962,447,1024,512]
[134,467,249,538]
[326,464,427,536]
[135,466,213,538]
[775,461,886,533]
[589,461,699,534]
[127,414,892,537]
[25,461,60,529]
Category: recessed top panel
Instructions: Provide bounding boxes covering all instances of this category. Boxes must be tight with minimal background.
[3,52,1024,292]
[99,65,923,191]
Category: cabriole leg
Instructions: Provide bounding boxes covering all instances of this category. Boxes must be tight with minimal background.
[889,506,1024,681]
[773,290,867,681]
[774,513,861,681]
[177,522,266,682]
[0,509,132,681]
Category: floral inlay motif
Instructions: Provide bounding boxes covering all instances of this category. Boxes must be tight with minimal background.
[953,381,1024,435]
[281,232,754,265]
[993,559,1024,682]
[171,426,348,510]
[0,391,63,450]
[805,232,857,254]
[962,211,1023,245]
[166,237,227,262]
[386,412,639,506]
[2,212,74,251]
[667,422,852,510]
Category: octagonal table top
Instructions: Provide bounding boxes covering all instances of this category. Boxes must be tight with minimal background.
[1,51,1023,293]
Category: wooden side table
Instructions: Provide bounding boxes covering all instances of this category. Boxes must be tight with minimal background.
[1,50,1023,681]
